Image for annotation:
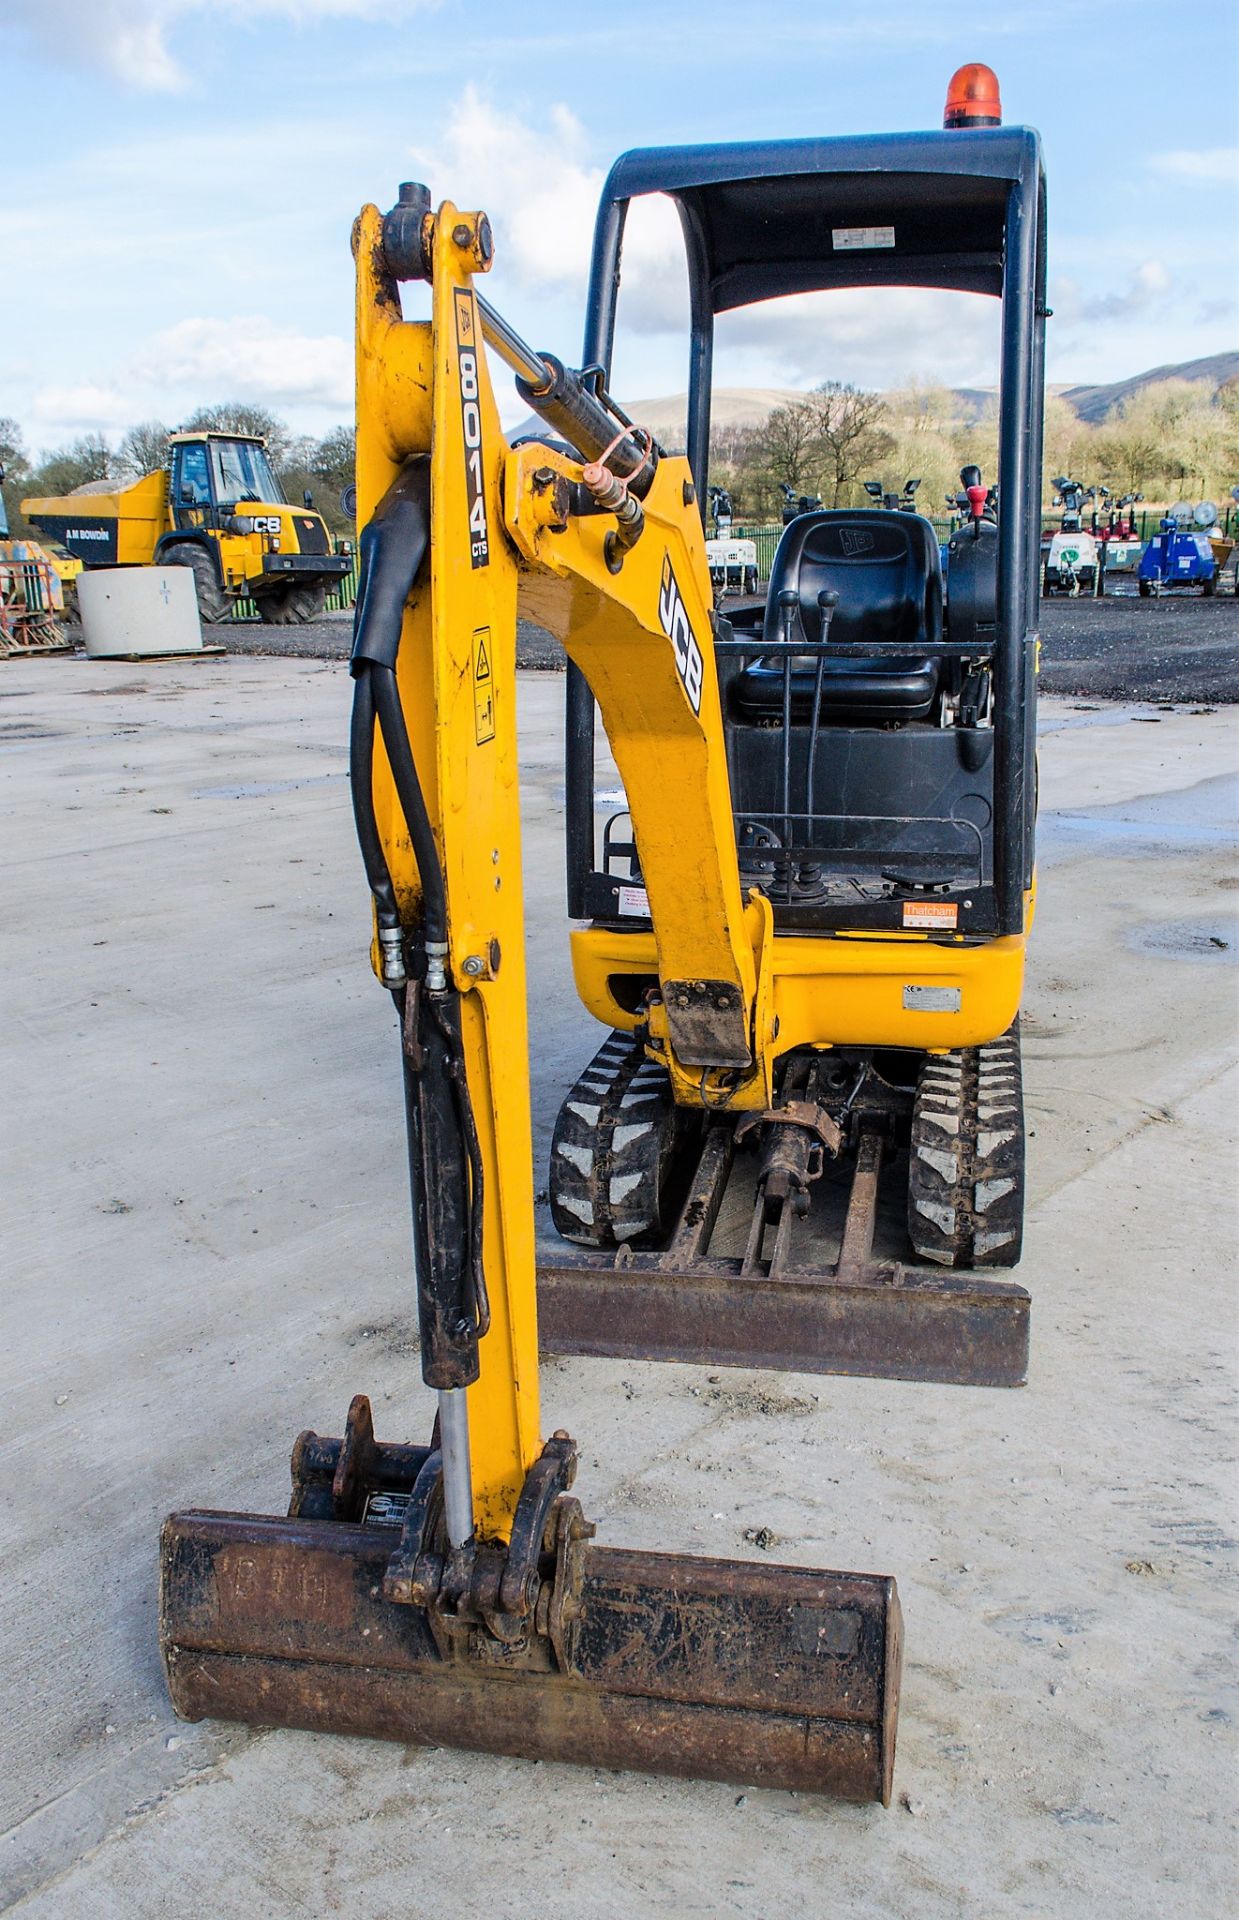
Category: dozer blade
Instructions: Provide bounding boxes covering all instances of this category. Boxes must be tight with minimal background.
[538,1250,1029,1386]
[161,1509,901,1803]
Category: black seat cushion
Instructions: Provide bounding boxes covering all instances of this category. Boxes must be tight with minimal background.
[733,652,940,723]
[735,510,944,722]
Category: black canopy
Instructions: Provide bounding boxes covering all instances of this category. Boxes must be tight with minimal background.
[597,128,1041,307]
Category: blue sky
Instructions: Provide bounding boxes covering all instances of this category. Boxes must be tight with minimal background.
[3,0,1236,454]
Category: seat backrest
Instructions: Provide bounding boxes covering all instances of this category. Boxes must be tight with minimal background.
[762,509,944,652]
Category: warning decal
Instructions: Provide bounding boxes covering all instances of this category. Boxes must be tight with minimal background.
[473,627,495,743]
[454,287,490,569]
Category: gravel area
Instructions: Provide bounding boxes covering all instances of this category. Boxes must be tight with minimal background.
[223,591,1238,702]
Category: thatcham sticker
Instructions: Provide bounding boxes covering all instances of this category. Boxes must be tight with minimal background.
[658,553,704,713]
[454,288,489,568]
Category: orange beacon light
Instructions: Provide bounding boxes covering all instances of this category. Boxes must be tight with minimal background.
[944,64,1003,129]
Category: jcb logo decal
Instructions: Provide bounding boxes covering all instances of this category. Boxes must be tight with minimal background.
[658,553,703,713]
[454,289,489,569]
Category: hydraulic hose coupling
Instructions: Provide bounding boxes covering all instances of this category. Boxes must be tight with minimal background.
[424,939,449,993]
[378,924,408,988]
[582,459,645,570]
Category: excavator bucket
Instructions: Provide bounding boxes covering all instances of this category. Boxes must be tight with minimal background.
[161,1402,901,1802]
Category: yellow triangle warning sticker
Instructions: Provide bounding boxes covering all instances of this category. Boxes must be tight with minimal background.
[474,633,491,680]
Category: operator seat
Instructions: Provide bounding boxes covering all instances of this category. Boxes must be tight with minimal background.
[733,510,944,723]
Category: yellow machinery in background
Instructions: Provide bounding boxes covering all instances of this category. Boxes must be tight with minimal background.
[23,431,349,626]
[159,67,1045,1802]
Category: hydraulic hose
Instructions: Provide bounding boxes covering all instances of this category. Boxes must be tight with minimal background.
[349,458,445,949]
[348,670,399,932]
[348,456,485,1388]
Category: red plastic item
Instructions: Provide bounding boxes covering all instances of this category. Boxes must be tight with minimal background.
[944,64,1002,129]
[965,483,989,520]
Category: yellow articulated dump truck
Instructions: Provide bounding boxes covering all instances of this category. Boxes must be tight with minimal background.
[22,431,351,625]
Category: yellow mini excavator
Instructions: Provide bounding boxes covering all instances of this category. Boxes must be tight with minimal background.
[160,66,1044,1803]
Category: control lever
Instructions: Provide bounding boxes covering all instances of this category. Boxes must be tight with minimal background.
[802,589,839,870]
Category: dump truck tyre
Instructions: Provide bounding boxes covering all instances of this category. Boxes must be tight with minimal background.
[164,545,230,624]
[257,583,326,625]
[907,1020,1025,1269]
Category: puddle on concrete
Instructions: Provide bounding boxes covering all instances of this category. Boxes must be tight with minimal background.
[1040,772,1239,858]
[1125,917,1237,962]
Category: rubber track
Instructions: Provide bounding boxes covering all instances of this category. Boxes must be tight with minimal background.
[907,1020,1025,1268]
[549,1030,681,1248]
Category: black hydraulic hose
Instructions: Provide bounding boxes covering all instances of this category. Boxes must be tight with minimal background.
[427,990,489,1338]
[348,458,489,1383]
[348,458,445,947]
[348,670,399,932]
[371,669,445,948]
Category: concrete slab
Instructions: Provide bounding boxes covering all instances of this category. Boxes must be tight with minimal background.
[1,657,1236,1917]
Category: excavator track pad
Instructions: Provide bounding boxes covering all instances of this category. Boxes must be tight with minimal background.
[160,1400,901,1804]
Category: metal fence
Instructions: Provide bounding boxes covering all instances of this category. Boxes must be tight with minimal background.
[228,503,1236,619]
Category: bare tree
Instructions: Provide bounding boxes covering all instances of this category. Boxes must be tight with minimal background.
[180,402,292,467]
[802,383,894,506]
[758,399,821,493]
[117,419,171,478]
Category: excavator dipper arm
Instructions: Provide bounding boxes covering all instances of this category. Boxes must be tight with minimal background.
[158,191,901,1802]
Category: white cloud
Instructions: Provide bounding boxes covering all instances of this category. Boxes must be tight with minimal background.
[28,385,136,432]
[1152,147,1239,185]
[709,286,1002,393]
[136,317,352,410]
[408,87,686,331]
[9,0,433,92]
[26,317,351,445]
[408,89,606,303]
[1052,258,1175,328]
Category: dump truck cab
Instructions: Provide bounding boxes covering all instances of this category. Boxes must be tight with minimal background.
[159,430,350,624]
[23,430,350,626]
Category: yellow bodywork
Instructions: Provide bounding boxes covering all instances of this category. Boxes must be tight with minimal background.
[353,196,1032,1536]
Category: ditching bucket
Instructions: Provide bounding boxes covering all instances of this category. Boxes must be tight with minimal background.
[160,1403,901,1803]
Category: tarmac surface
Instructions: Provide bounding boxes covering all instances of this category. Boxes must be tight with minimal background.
[1,655,1237,1918]
[226,590,1239,702]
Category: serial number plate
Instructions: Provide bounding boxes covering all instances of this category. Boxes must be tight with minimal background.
[903,984,962,1013]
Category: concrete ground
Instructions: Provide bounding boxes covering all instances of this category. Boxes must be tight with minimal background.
[1,656,1236,1918]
